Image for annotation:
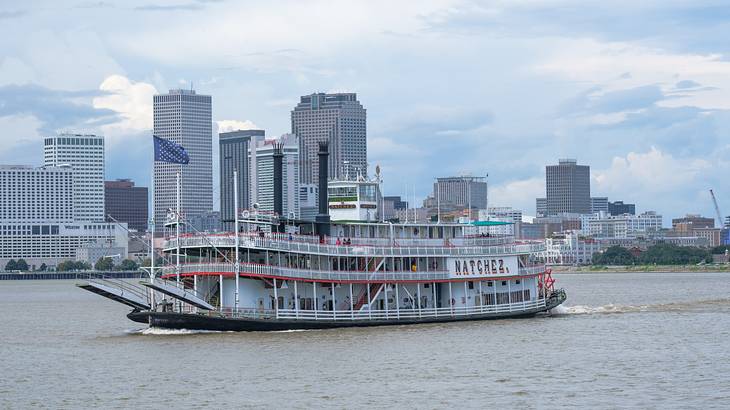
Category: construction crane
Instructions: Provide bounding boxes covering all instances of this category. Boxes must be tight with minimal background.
[710,189,724,227]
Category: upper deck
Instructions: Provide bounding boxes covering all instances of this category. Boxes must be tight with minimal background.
[163,231,545,257]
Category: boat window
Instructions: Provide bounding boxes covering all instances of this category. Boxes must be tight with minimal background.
[359,184,377,202]
[487,281,493,287]
[468,282,474,289]
[515,279,521,284]
[501,281,507,286]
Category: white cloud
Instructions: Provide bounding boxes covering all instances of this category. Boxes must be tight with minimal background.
[92,74,157,144]
[216,120,260,134]
[489,177,544,213]
[535,39,730,110]
[593,147,710,195]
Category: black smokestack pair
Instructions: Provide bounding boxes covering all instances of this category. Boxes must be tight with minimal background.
[315,142,330,237]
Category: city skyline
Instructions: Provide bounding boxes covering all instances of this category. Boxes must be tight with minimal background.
[1,1,729,221]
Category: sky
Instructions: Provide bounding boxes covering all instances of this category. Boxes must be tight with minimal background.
[1,0,729,223]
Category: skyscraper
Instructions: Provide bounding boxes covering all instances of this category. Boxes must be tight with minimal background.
[219,129,264,232]
[153,89,213,231]
[545,159,591,216]
[44,133,105,222]
[104,179,148,232]
[431,176,488,211]
[291,93,366,185]
[249,134,300,218]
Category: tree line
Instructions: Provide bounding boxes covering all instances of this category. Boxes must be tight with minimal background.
[593,244,714,266]
[3,258,145,272]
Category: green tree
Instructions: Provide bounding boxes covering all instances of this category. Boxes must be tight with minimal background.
[711,245,730,255]
[58,260,92,271]
[94,257,115,271]
[38,263,47,272]
[15,259,29,271]
[116,259,139,271]
[4,259,17,271]
[593,246,636,265]
[638,243,711,265]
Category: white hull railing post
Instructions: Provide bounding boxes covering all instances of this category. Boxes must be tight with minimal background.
[349,283,354,320]
[433,282,437,317]
[464,281,469,313]
[367,282,372,320]
[294,280,299,319]
[313,281,318,320]
[219,274,224,312]
[416,283,422,319]
[493,280,497,312]
[507,279,512,312]
[395,283,400,319]
[331,282,336,321]
[448,281,453,316]
[478,280,483,313]
[384,282,389,319]
[273,277,278,319]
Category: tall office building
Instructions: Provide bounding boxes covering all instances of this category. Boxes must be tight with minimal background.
[104,179,148,232]
[545,159,590,216]
[430,176,488,211]
[249,134,300,218]
[219,129,265,232]
[291,93,367,185]
[608,201,636,216]
[43,133,105,222]
[153,89,213,231]
[591,197,609,214]
[0,165,127,269]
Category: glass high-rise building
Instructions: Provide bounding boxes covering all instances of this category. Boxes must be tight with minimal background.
[219,129,264,232]
[545,159,591,216]
[153,89,213,231]
[291,93,366,184]
[44,133,105,222]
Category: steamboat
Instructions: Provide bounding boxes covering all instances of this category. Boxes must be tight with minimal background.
[78,143,566,331]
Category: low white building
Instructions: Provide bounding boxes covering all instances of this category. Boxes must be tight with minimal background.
[538,232,602,265]
[583,211,663,239]
[0,164,128,270]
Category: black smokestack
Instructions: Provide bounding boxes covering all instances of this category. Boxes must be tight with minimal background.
[316,141,330,237]
[273,143,284,220]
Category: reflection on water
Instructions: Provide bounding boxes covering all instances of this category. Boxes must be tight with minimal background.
[2,272,729,408]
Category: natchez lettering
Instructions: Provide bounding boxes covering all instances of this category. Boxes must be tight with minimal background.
[454,259,510,275]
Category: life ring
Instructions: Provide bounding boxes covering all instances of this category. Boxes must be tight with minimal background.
[242,210,250,218]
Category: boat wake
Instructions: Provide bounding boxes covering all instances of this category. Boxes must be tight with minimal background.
[127,327,221,335]
[550,298,730,316]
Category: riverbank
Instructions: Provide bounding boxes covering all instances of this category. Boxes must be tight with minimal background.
[551,264,730,273]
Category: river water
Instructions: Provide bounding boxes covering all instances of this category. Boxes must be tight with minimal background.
[1,272,729,409]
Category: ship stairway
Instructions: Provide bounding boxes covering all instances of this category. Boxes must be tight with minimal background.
[141,280,215,310]
[77,277,150,310]
[353,283,384,311]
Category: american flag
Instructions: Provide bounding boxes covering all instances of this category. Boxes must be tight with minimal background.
[153,136,190,164]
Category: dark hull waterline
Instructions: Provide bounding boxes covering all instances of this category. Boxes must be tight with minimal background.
[127,300,563,332]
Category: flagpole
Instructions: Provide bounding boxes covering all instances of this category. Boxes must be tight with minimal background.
[176,167,181,313]
[149,159,156,315]
[233,168,240,313]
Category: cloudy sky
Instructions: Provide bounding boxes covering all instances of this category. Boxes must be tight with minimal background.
[2,0,729,222]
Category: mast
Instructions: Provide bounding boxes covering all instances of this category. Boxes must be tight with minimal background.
[149,167,155,310]
[234,168,240,312]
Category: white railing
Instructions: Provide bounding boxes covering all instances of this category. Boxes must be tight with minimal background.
[196,298,548,321]
[165,235,545,257]
[161,262,545,282]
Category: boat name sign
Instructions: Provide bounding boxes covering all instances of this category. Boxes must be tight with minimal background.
[448,256,518,278]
